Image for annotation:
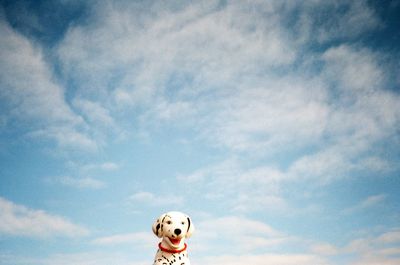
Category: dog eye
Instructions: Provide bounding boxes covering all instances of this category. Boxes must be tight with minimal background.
[166,221,172,225]
[181,222,185,225]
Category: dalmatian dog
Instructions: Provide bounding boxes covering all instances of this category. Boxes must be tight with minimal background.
[152,211,194,265]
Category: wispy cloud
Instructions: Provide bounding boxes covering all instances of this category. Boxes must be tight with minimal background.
[79,162,120,172]
[345,229,400,254]
[56,0,299,137]
[72,99,124,142]
[92,231,156,247]
[0,20,96,151]
[48,176,106,189]
[310,242,339,256]
[5,0,398,165]
[53,0,396,152]
[0,252,148,265]
[192,215,290,254]
[344,229,400,265]
[201,79,329,152]
[177,159,289,213]
[195,253,329,265]
[0,197,89,238]
[343,194,387,214]
[292,1,382,46]
[53,0,400,194]
[129,191,183,207]
[309,228,400,264]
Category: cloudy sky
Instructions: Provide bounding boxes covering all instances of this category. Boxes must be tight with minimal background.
[1,0,400,264]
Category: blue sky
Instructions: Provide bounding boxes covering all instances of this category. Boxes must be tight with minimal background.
[1,0,400,264]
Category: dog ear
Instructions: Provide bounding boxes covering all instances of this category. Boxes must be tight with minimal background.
[152,213,167,238]
[185,216,195,238]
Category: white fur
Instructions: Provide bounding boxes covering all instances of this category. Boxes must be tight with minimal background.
[152,211,194,265]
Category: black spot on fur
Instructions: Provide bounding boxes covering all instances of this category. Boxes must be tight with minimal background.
[156,223,161,236]
[186,217,191,233]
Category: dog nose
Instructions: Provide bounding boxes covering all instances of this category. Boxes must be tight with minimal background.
[174,228,182,235]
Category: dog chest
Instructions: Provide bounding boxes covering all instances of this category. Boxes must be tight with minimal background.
[153,249,190,265]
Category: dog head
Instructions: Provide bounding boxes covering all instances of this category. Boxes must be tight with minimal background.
[152,211,194,249]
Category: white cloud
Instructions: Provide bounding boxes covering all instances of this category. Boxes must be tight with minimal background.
[56,0,297,117]
[73,99,115,127]
[307,228,400,263]
[376,230,400,244]
[281,44,400,184]
[350,258,400,265]
[92,231,156,247]
[178,158,291,213]
[44,162,118,190]
[361,194,386,206]
[314,1,382,42]
[28,126,97,151]
[0,21,96,151]
[129,191,183,207]
[203,80,329,152]
[50,176,106,189]
[3,0,395,168]
[54,1,400,173]
[194,253,329,265]
[40,253,147,265]
[310,242,339,256]
[0,197,89,238]
[0,252,148,265]
[233,193,288,213]
[79,162,120,172]
[99,162,120,171]
[288,147,355,183]
[322,45,383,92]
[359,156,394,172]
[321,45,400,144]
[192,215,289,254]
[344,229,400,265]
[291,0,381,45]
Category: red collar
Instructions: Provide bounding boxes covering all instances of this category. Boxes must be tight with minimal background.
[158,242,187,254]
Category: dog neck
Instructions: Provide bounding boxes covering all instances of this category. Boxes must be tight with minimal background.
[158,242,187,254]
